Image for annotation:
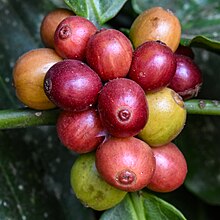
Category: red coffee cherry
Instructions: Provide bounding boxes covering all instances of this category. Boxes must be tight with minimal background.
[169,54,203,100]
[128,41,177,92]
[147,142,188,193]
[98,78,148,138]
[44,59,102,111]
[54,16,97,60]
[56,109,106,153]
[86,28,133,81]
[95,137,156,192]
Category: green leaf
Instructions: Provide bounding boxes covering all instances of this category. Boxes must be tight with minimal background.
[175,49,220,205]
[0,130,61,220]
[131,0,220,53]
[177,115,220,205]
[100,192,186,220]
[182,36,220,54]
[64,0,128,27]
[0,127,95,220]
[0,0,95,219]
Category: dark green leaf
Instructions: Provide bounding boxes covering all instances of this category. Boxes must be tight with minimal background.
[177,115,220,205]
[182,36,220,54]
[0,0,95,219]
[175,49,220,205]
[0,127,95,220]
[100,192,186,220]
[64,0,128,27]
[0,130,62,220]
[131,0,220,53]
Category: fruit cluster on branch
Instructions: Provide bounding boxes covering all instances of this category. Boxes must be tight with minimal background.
[12,6,203,211]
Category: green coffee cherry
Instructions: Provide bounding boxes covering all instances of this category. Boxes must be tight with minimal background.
[70,152,127,211]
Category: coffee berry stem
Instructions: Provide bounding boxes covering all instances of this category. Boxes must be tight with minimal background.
[0,99,220,129]
[0,108,59,129]
[184,99,220,115]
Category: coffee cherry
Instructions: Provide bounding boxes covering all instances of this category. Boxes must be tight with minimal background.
[44,59,102,111]
[86,29,133,81]
[128,41,177,92]
[13,48,62,110]
[98,78,148,138]
[95,137,156,192]
[175,44,195,59]
[56,109,106,153]
[169,55,203,100]
[138,87,187,147]
[54,16,97,60]
[40,8,73,48]
[147,142,188,192]
[70,152,127,211]
[129,7,181,52]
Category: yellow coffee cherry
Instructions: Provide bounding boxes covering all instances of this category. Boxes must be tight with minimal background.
[138,87,187,147]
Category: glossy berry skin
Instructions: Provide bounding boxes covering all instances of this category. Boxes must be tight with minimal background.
[138,87,186,147]
[98,78,148,138]
[40,8,73,48]
[95,137,156,192]
[44,59,102,111]
[169,55,203,100]
[86,29,133,81]
[54,16,97,60]
[56,109,106,153]
[147,142,188,193]
[128,41,177,92]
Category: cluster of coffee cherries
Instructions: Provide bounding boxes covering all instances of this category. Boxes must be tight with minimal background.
[12,6,203,211]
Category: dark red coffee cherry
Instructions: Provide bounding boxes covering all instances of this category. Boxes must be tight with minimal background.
[175,44,195,59]
[44,59,102,111]
[54,16,97,60]
[56,109,106,153]
[128,41,177,92]
[95,137,156,192]
[98,78,148,138]
[147,142,188,193]
[169,54,203,100]
[86,28,133,81]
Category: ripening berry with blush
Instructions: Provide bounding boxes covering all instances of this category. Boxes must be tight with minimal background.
[86,29,133,81]
[129,7,181,52]
[54,16,97,60]
[13,48,63,110]
[71,152,127,211]
[40,8,74,48]
[95,137,156,192]
[56,109,106,153]
[147,142,188,193]
[138,87,187,147]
